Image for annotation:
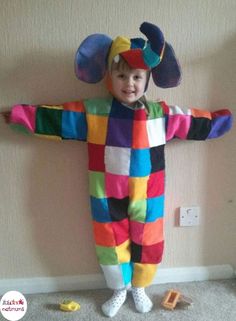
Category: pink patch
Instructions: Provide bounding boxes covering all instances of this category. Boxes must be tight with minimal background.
[130,221,144,245]
[105,173,129,199]
[167,115,191,141]
[11,105,36,132]
[147,171,164,198]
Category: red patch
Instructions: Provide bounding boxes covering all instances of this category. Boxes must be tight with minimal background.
[88,143,105,171]
[121,49,149,70]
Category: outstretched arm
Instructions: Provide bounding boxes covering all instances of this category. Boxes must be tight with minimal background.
[3,101,88,141]
[161,102,233,141]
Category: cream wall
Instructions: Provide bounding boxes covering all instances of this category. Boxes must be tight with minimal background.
[0,0,235,280]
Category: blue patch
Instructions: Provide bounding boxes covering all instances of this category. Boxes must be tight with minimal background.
[130,148,151,177]
[90,197,111,222]
[62,111,87,140]
[143,43,160,68]
[146,195,165,222]
[130,38,145,49]
[121,262,133,285]
[110,99,134,119]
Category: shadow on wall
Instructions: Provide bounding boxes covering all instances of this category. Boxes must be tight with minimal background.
[204,34,236,267]
[162,35,236,269]
[197,35,236,267]
[0,49,107,276]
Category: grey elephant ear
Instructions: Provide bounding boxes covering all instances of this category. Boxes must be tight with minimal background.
[152,42,181,88]
[75,34,112,83]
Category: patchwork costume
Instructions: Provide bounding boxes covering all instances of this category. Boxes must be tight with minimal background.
[9,22,232,290]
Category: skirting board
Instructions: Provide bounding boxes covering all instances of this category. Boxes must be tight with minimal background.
[0,264,235,295]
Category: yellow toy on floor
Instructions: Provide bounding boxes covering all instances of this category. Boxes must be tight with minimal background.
[59,300,81,312]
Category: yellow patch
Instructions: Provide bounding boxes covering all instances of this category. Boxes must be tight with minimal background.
[116,240,131,263]
[108,36,131,68]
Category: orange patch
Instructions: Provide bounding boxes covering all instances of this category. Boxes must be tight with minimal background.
[132,120,149,148]
[63,101,85,112]
[142,218,164,245]
[191,108,212,119]
[93,221,116,247]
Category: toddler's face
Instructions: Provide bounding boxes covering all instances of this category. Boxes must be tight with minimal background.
[111,68,147,106]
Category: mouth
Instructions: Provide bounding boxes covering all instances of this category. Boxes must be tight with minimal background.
[122,90,135,95]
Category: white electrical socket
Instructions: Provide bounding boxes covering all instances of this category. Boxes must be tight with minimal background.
[179,207,200,226]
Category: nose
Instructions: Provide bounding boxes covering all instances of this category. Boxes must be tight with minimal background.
[126,76,133,85]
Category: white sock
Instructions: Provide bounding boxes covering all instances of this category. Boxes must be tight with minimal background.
[131,287,153,313]
[101,289,127,317]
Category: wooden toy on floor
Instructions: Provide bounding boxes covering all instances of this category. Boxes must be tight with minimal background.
[161,289,193,310]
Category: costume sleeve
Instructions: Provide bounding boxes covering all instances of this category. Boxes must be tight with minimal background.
[10,101,87,141]
[161,101,233,141]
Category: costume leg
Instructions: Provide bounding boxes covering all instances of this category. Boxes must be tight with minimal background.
[128,173,165,288]
[89,171,132,290]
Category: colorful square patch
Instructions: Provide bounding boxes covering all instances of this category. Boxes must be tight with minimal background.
[93,221,116,247]
[110,99,135,119]
[107,197,129,221]
[96,245,118,265]
[106,118,133,147]
[132,120,149,148]
[146,195,164,222]
[87,114,108,144]
[62,111,87,140]
[112,219,129,245]
[146,118,166,147]
[88,143,105,172]
[128,199,147,223]
[89,171,106,198]
[141,241,164,263]
[142,218,164,245]
[105,146,131,175]
[116,239,131,263]
[90,197,110,222]
[36,107,62,137]
[147,171,165,198]
[150,145,165,173]
[105,173,129,199]
[129,176,148,200]
[130,148,151,177]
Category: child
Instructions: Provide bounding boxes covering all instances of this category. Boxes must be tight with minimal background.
[1,22,233,317]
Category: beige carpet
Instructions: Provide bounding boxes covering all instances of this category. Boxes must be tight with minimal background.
[8,279,236,321]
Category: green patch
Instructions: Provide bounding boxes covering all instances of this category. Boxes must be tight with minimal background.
[95,245,118,265]
[84,98,112,115]
[36,107,62,136]
[89,171,106,198]
[128,199,147,223]
[10,124,32,135]
[147,101,164,119]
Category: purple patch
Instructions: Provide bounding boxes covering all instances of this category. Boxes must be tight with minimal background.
[106,118,133,147]
[208,115,233,139]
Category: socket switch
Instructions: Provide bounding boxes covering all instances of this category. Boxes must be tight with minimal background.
[179,206,200,226]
